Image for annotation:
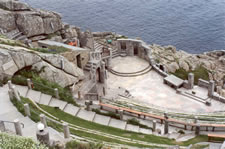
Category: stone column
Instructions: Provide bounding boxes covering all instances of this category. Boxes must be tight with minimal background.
[27,78,32,89]
[0,121,5,132]
[208,80,215,97]
[128,41,134,56]
[85,100,91,111]
[12,85,21,102]
[152,120,156,132]
[54,88,59,99]
[8,89,14,100]
[40,114,47,128]
[100,62,106,83]
[119,109,123,120]
[195,124,200,135]
[164,112,169,134]
[63,122,70,139]
[7,80,13,89]
[24,104,31,117]
[117,41,121,53]
[78,90,81,100]
[14,119,22,136]
[108,48,113,69]
[61,59,64,70]
[36,124,50,146]
[188,73,194,89]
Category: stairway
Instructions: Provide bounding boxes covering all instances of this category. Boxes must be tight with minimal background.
[84,61,98,71]
[112,49,120,58]
[94,41,103,52]
[3,29,28,42]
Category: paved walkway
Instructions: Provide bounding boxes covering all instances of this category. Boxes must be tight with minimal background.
[0,85,63,141]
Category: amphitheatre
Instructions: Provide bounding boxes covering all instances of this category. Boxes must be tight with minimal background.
[1,0,225,149]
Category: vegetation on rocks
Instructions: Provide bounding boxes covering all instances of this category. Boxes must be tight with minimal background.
[66,140,103,149]
[172,65,209,84]
[92,109,120,119]
[0,132,47,149]
[30,46,70,54]
[127,118,152,130]
[11,67,77,106]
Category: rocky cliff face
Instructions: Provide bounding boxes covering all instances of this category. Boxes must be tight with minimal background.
[0,38,84,87]
[0,0,62,38]
[151,44,225,87]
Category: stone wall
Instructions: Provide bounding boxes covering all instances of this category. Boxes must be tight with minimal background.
[198,79,209,89]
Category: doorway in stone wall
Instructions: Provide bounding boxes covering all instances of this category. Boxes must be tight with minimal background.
[134,45,138,55]
[121,42,126,52]
[76,54,82,68]
[96,67,101,82]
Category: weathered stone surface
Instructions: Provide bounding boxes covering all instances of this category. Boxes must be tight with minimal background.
[79,30,94,49]
[0,0,31,11]
[178,60,189,71]
[167,62,179,73]
[0,9,16,32]
[32,61,80,87]
[16,11,45,37]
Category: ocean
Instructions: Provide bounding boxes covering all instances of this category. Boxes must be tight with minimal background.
[21,0,225,53]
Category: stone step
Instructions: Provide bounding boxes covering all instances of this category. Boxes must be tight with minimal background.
[76,109,96,121]
[5,29,20,39]
[39,93,52,105]
[63,104,80,116]
[139,128,152,135]
[92,114,111,126]
[168,132,181,140]
[48,98,68,111]
[108,118,127,130]
[11,32,22,40]
[26,89,42,103]
[125,124,140,133]
[15,85,29,97]
[16,35,27,41]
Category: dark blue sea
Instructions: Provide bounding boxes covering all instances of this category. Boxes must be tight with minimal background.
[21,0,225,53]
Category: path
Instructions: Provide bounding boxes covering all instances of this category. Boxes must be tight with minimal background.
[0,84,63,141]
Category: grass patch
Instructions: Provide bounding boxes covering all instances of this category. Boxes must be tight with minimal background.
[0,39,27,48]
[65,140,103,149]
[127,118,152,130]
[30,46,69,54]
[190,144,209,149]
[12,67,77,106]
[172,65,209,84]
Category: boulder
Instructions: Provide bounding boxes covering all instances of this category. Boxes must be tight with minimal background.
[16,11,45,37]
[0,9,16,32]
[167,62,179,73]
[178,60,189,71]
[0,0,31,11]
[32,61,79,87]
[79,30,94,49]
[62,26,78,39]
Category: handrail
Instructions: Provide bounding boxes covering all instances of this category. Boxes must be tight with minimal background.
[0,120,24,128]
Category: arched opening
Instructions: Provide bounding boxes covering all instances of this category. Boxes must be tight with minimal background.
[121,42,126,51]
[96,67,101,82]
[134,44,138,55]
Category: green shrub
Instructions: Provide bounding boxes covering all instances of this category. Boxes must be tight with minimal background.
[92,109,120,119]
[127,118,152,130]
[0,132,48,149]
[12,67,77,106]
[172,65,209,84]
[66,140,103,149]
[178,130,185,134]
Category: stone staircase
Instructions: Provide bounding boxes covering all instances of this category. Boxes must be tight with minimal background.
[0,85,63,141]
[12,84,153,135]
[84,61,98,71]
[94,41,103,52]
[112,49,120,58]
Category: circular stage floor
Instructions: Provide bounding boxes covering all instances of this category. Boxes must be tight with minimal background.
[107,56,225,113]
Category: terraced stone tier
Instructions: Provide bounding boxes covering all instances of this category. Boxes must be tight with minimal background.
[48,98,67,110]
[139,128,152,134]
[63,104,80,116]
[76,109,96,121]
[39,94,52,105]
[108,118,127,130]
[15,85,28,97]
[125,124,140,133]
[93,114,111,126]
[26,90,41,103]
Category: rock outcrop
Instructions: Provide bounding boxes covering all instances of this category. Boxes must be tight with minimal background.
[0,39,84,87]
[0,0,62,38]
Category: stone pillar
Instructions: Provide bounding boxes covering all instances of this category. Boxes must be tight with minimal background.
[63,122,70,139]
[14,119,22,136]
[7,80,12,89]
[8,89,14,100]
[152,120,156,132]
[108,48,113,68]
[27,79,32,89]
[188,73,194,89]
[54,88,59,99]
[217,86,222,95]
[61,59,64,70]
[24,104,31,117]
[78,90,81,100]
[85,100,91,111]
[128,41,134,56]
[100,62,106,84]
[0,121,5,132]
[36,123,50,146]
[195,124,200,135]
[119,109,123,120]
[117,41,121,53]
[40,114,47,128]
[208,80,215,97]
[12,85,21,102]
[164,112,169,134]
